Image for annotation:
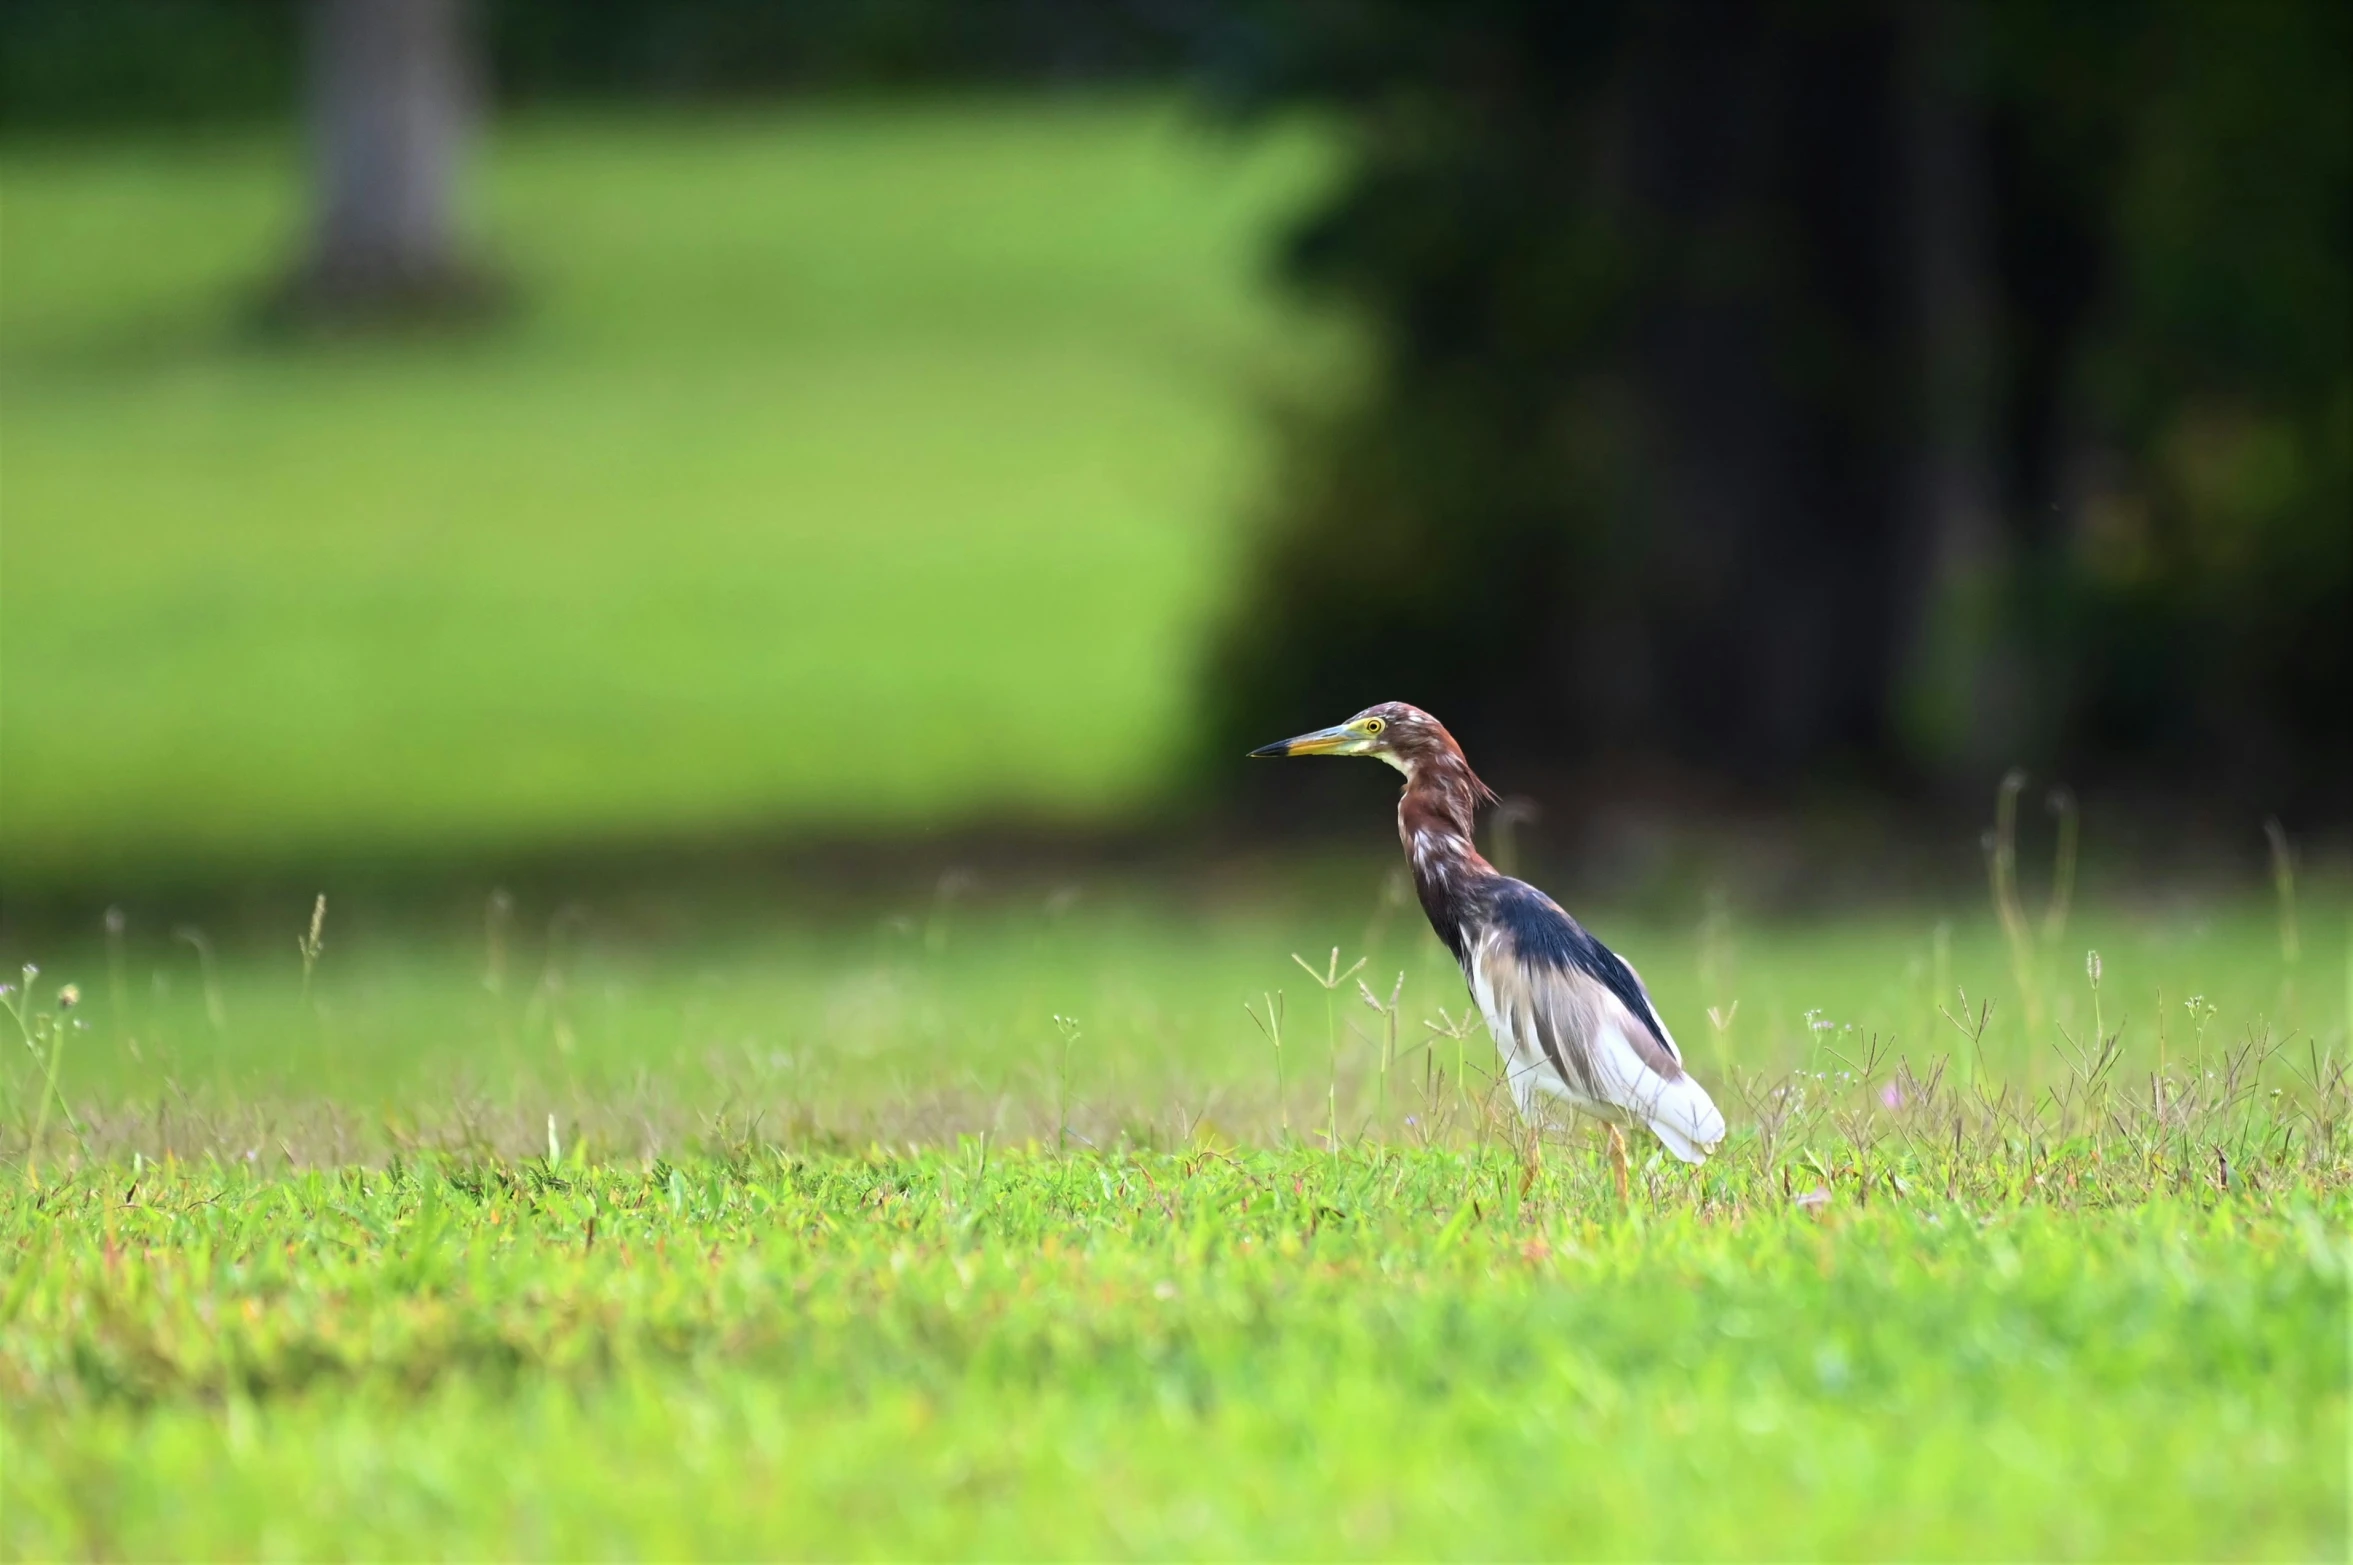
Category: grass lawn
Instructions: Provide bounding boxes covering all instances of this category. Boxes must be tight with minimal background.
[2,887,2346,1558]
[2,878,2341,1148]
[0,99,1337,883]
[8,1155,2339,1560]
[5,94,2346,1563]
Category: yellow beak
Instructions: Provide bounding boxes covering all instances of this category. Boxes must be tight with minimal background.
[1248,724,1358,758]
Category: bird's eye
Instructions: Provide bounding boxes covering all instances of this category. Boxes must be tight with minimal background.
[1360,718,1385,736]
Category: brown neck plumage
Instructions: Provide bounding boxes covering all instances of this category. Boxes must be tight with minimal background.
[1395,742,1498,873]
[1395,741,1498,959]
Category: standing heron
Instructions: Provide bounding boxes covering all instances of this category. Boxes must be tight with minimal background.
[1252,703,1725,1163]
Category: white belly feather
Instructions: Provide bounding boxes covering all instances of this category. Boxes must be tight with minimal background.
[1466,934,1726,1164]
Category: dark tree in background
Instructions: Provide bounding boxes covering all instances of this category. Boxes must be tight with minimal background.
[2,0,2339,808]
[0,0,1188,129]
[281,0,490,320]
[1209,0,2349,811]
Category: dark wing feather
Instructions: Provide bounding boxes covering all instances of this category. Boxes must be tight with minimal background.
[1485,879,1683,1075]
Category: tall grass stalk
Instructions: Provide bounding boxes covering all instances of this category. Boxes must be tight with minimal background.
[1294,948,1364,1160]
[297,895,327,1009]
[2265,818,2301,968]
[1357,970,1404,1140]
[1052,1015,1081,1153]
[1986,771,2043,1038]
[1930,920,1954,1078]
[1245,993,1288,1141]
[6,967,86,1182]
[1985,773,2089,1057]
[103,907,128,1046]
[2266,818,2303,1031]
[2041,788,2079,944]
[2086,950,2105,1053]
[172,926,228,1035]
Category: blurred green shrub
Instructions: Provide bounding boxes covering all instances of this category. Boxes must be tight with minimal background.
[0,0,1188,132]
[0,0,302,130]
[1207,0,2348,808]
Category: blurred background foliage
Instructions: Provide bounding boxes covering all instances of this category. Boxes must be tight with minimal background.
[0,0,1189,128]
[1,0,2344,899]
[1209,0,2349,809]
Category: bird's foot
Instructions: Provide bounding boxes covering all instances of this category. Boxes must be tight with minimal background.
[1607,1124,1629,1203]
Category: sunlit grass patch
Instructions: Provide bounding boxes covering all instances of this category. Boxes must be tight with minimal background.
[0,98,1342,880]
[2,1150,2343,1559]
[5,883,2340,1158]
[2,884,2345,1557]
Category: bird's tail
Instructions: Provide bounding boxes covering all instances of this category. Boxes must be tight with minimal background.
[1642,1075,1727,1165]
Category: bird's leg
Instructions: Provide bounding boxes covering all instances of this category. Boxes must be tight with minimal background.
[1607,1124,1629,1203]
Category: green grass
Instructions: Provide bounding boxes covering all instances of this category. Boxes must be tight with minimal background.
[7,1156,2341,1560]
[5,102,2346,1549]
[3,887,2347,1558]
[11,94,2346,1562]
[0,99,1339,880]
[7,876,2343,1149]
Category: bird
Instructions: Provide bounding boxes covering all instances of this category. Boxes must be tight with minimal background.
[1251,702,1726,1163]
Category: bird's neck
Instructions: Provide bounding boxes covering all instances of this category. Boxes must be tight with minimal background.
[1398,751,1488,843]
[1398,756,1493,962]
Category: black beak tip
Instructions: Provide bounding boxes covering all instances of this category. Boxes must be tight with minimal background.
[1248,741,1290,758]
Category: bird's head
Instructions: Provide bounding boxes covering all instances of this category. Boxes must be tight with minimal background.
[1249,702,1466,780]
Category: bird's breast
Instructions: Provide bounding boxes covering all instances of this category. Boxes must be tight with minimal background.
[1408,848,1490,963]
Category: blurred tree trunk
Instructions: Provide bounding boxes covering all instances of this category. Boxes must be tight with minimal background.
[1618,3,1912,778]
[280,0,491,321]
[1893,0,2018,780]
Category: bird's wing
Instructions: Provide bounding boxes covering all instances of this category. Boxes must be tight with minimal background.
[1610,951,1683,1065]
[1485,879,1684,1063]
[1475,883,1725,1162]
